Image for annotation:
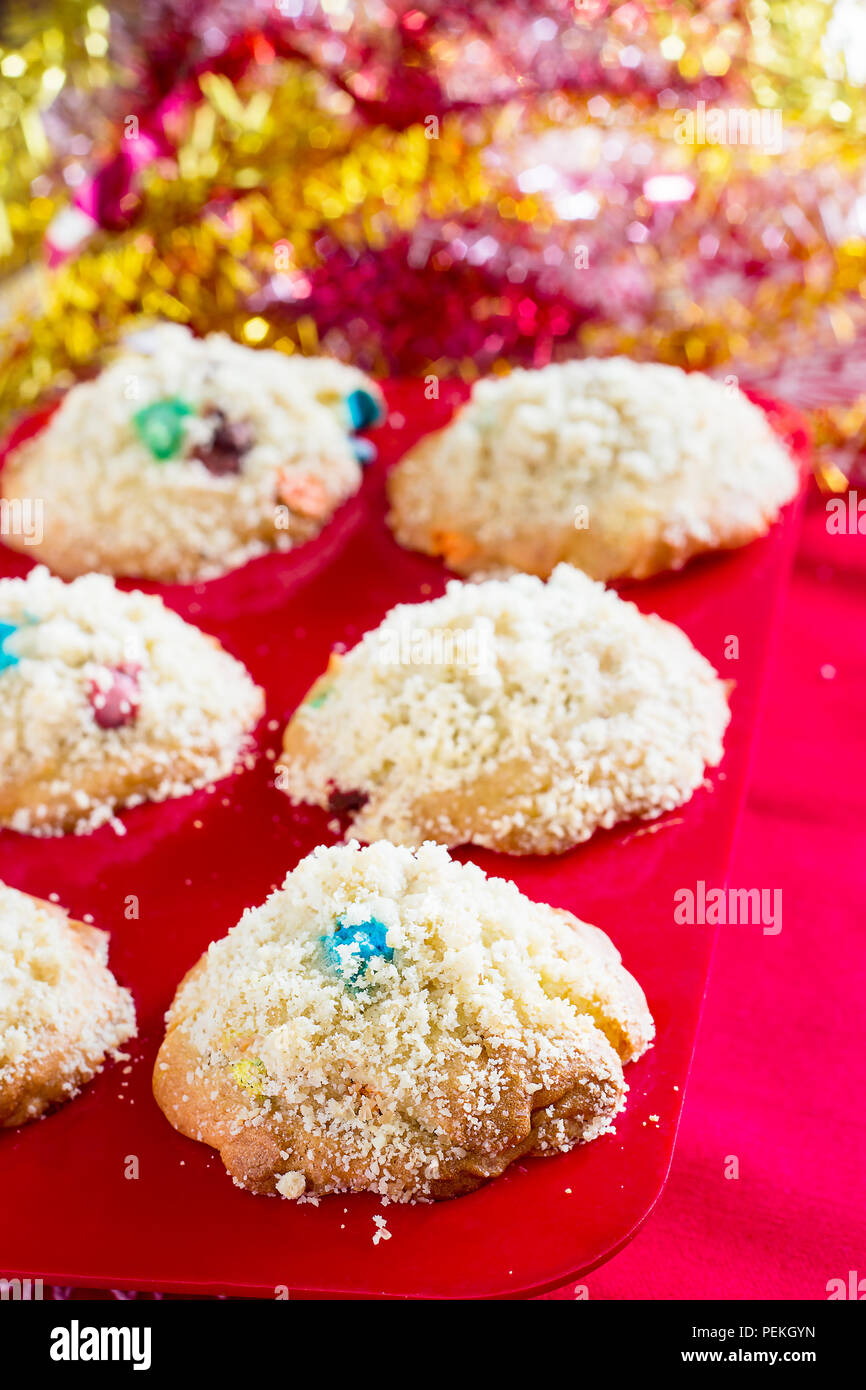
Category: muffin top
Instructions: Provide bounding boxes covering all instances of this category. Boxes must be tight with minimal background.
[2,322,383,581]
[0,882,136,1122]
[161,840,653,1199]
[279,564,730,852]
[0,566,262,833]
[387,357,798,579]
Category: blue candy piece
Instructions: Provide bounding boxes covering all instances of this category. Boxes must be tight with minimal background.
[0,621,20,673]
[345,388,383,432]
[352,437,377,466]
[322,918,394,984]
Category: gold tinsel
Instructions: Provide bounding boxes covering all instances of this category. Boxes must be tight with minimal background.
[0,2,864,445]
[0,1,118,272]
[0,59,500,408]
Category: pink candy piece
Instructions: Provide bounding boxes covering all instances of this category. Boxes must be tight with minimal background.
[88,664,141,729]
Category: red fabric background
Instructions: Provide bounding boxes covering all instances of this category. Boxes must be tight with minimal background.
[542,490,866,1300]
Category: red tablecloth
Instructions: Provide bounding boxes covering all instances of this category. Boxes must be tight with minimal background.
[542,490,866,1300]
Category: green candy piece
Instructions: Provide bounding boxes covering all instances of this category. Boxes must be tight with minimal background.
[133,397,193,460]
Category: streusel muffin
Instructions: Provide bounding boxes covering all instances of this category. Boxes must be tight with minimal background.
[278,565,730,854]
[387,358,798,580]
[0,566,263,835]
[0,882,136,1127]
[153,840,654,1200]
[1,322,385,583]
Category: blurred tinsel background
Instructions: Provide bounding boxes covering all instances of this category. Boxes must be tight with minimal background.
[0,0,865,485]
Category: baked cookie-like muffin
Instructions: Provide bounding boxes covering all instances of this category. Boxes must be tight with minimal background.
[1,882,136,1127]
[153,840,653,1200]
[387,358,798,580]
[278,565,730,854]
[0,566,263,835]
[1,322,385,583]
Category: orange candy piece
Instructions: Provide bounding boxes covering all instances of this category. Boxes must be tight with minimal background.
[276,470,331,519]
